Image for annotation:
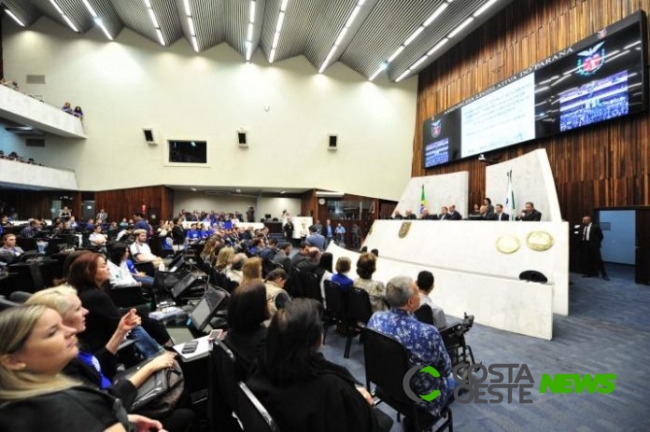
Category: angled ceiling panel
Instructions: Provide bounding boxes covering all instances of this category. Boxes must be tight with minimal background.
[6,0,515,82]
[151,0,183,46]
[3,0,42,26]
[186,0,226,51]
[390,0,490,79]
[302,0,357,70]
[340,0,441,78]
[83,0,125,39]
[223,0,250,57]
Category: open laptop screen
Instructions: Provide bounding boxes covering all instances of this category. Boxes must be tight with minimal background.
[171,273,198,298]
[189,287,227,331]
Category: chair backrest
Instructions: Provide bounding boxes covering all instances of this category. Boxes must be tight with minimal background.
[7,291,32,303]
[362,328,412,406]
[287,267,303,298]
[236,382,280,432]
[209,339,241,417]
[0,296,19,311]
[414,304,434,325]
[300,271,322,304]
[324,280,346,318]
[347,287,373,325]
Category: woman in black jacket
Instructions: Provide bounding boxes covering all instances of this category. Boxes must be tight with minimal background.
[247,298,393,432]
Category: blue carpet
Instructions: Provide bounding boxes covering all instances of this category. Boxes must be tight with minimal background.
[320,266,650,432]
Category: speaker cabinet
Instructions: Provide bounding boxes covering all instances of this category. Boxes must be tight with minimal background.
[238,131,248,147]
[143,128,156,145]
[328,134,338,151]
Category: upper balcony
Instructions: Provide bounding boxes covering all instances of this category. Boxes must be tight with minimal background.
[0,83,86,138]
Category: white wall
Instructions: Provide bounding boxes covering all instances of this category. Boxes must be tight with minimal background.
[257,197,301,220]
[2,18,417,200]
[485,149,562,222]
[396,172,469,217]
[0,123,24,154]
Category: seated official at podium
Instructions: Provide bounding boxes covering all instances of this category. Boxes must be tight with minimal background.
[490,204,510,221]
[516,202,542,221]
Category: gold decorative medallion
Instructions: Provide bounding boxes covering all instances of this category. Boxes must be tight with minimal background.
[526,231,554,252]
[398,222,411,239]
[496,235,521,254]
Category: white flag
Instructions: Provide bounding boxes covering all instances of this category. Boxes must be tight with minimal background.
[505,170,515,221]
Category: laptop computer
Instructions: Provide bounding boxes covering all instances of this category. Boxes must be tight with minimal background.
[189,287,228,332]
[171,272,198,298]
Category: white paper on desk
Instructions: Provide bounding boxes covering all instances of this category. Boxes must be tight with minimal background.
[173,335,212,361]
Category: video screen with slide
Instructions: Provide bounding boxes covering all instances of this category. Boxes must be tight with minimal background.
[422,11,647,169]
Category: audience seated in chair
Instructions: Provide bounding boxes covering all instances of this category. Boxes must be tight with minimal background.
[331,256,354,289]
[271,242,292,270]
[129,229,163,269]
[416,270,448,329]
[24,287,193,431]
[264,268,291,321]
[223,281,269,378]
[0,305,165,432]
[247,298,393,432]
[367,276,457,417]
[0,233,24,263]
[354,252,387,313]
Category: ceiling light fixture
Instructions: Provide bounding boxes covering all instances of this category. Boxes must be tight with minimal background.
[394,0,497,83]
[143,0,165,46]
[318,0,366,73]
[5,8,25,27]
[82,0,113,40]
[269,0,288,63]
[49,0,79,32]
[245,0,256,61]
[368,0,451,81]
[183,1,198,52]
[474,0,498,17]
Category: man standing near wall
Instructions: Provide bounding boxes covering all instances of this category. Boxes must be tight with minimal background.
[579,215,609,281]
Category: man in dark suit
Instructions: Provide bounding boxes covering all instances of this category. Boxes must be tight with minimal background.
[438,206,450,220]
[448,204,462,220]
[579,215,609,280]
[490,204,510,221]
[516,202,542,221]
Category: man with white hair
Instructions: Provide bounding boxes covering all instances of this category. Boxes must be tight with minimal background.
[367,275,456,416]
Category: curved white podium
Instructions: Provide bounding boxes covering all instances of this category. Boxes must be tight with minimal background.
[327,219,568,340]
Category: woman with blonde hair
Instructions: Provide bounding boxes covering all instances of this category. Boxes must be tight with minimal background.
[240,256,263,286]
[215,246,235,273]
[26,287,194,432]
[0,305,165,431]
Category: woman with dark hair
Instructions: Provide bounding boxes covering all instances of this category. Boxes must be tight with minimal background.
[264,268,290,319]
[483,198,495,219]
[0,305,164,432]
[247,299,392,432]
[354,252,387,313]
[69,253,170,357]
[318,252,334,303]
[107,242,141,287]
[224,281,270,377]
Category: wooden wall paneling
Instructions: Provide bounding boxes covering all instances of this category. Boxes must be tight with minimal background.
[95,185,170,224]
[414,0,650,225]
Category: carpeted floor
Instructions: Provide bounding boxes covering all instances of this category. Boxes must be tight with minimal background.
[319,264,650,432]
